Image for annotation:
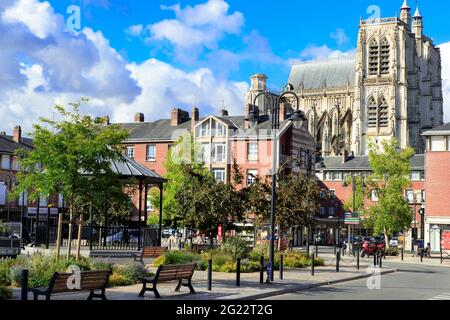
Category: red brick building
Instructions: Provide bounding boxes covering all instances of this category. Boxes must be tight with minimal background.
[313,154,425,247]
[422,124,450,251]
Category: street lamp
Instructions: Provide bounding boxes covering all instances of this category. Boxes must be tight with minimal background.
[420,200,425,241]
[251,85,306,282]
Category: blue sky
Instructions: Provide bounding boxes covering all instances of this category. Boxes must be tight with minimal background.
[0,0,450,132]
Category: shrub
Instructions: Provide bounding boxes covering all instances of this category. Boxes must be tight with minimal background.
[108,273,130,287]
[153,250,197,266]
[0,286,12,300]
[249,244,269,262]
[242,260,260,273]
[0,258,16,286]
[283,252,308,268]
[221,237,249,260]
[115,262,148,284]
[385,247,399,256]
[220,261,237,273]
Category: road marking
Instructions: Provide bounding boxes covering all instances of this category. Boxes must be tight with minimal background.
[429,293,450,300]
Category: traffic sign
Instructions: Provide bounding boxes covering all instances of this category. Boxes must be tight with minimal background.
[344,212,360,225]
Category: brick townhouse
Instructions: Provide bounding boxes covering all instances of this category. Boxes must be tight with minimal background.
[314,154,425,249]
[422,124,450,252]
[115,75,316,224]
[0,126,61,232]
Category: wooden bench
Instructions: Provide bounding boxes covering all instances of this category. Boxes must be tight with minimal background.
[132,246,168,263]
[138,263,196,298]
[29,269,112,300]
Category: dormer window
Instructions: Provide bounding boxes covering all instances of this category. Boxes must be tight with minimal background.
[213,120,225,137]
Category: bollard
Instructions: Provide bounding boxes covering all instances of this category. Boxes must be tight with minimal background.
[236,258,241,287]
[207,259,212,291]
[379,252,382,268]
[280,254,284,280]
[420,252,423,263]
[357,249,360,270]
[260,256,264,284]
[336,252,340,272]
[21,269,28,301]
[311,254,315,276]
[401,248,404,261]
[373,253,377,266]
[266,261,272,284]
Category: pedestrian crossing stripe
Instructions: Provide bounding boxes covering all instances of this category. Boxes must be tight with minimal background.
[429,293,450,300]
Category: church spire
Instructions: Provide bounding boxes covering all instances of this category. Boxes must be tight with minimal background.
[413,5,422,19]
[413,4,423,38]
[401,0,410,10]
[400,0,411,29]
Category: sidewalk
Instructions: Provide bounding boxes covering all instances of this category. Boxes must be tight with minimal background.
[11,256,396,300]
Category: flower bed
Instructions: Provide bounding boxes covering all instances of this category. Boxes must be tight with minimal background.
[153,243,324,273]
[0,251,153,297]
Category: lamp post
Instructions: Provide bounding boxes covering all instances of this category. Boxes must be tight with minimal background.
[252,86,306,282]
[420,201,425,241]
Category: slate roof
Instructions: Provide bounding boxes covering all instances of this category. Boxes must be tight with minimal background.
[422,123,450,136]
[118,114,297,141]
[288,59,356,90]
[317,154,424,171]
[0,134,33,154]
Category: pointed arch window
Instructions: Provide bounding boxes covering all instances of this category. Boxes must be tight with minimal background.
[367,97,377,128]
[380,38,390,74]
[378,97,389,127]
[369,39,379,75]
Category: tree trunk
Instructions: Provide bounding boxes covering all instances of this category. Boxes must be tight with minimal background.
[384,229,390,249]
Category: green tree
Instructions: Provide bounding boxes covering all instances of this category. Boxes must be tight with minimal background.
[11,99,130,226]
[365,139,414,248]
[275,172,321,234]
[343,175,365,216]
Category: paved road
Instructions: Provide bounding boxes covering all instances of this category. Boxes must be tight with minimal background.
[262,261,450,300]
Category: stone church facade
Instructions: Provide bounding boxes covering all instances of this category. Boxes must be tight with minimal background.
[247,1,443,156]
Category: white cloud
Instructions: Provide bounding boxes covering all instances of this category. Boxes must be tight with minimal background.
[439,42,450,123]
[299,44,355,62]
[112,59,248,123]
[129,0,244,62]
[125,24,143,37]
[0,0,248,134]
[330,28,350,47]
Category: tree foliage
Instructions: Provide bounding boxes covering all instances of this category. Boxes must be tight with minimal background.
[343,175,365,216]
[365,139,414,247]
[274,171,322,233]
[11,99,131,223]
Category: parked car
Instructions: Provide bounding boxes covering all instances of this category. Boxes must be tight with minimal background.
[0,223,22,258]
[389,237,399,247]
[105,230,139,244]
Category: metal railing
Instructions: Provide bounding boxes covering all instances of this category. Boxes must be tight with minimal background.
[32,225,159,251]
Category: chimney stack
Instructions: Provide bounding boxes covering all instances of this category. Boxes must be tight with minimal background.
[219,109,229,117]
[13,125,21,143]
[171,108,190,126]
[191,107,199,132]
[134,112,145,123]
